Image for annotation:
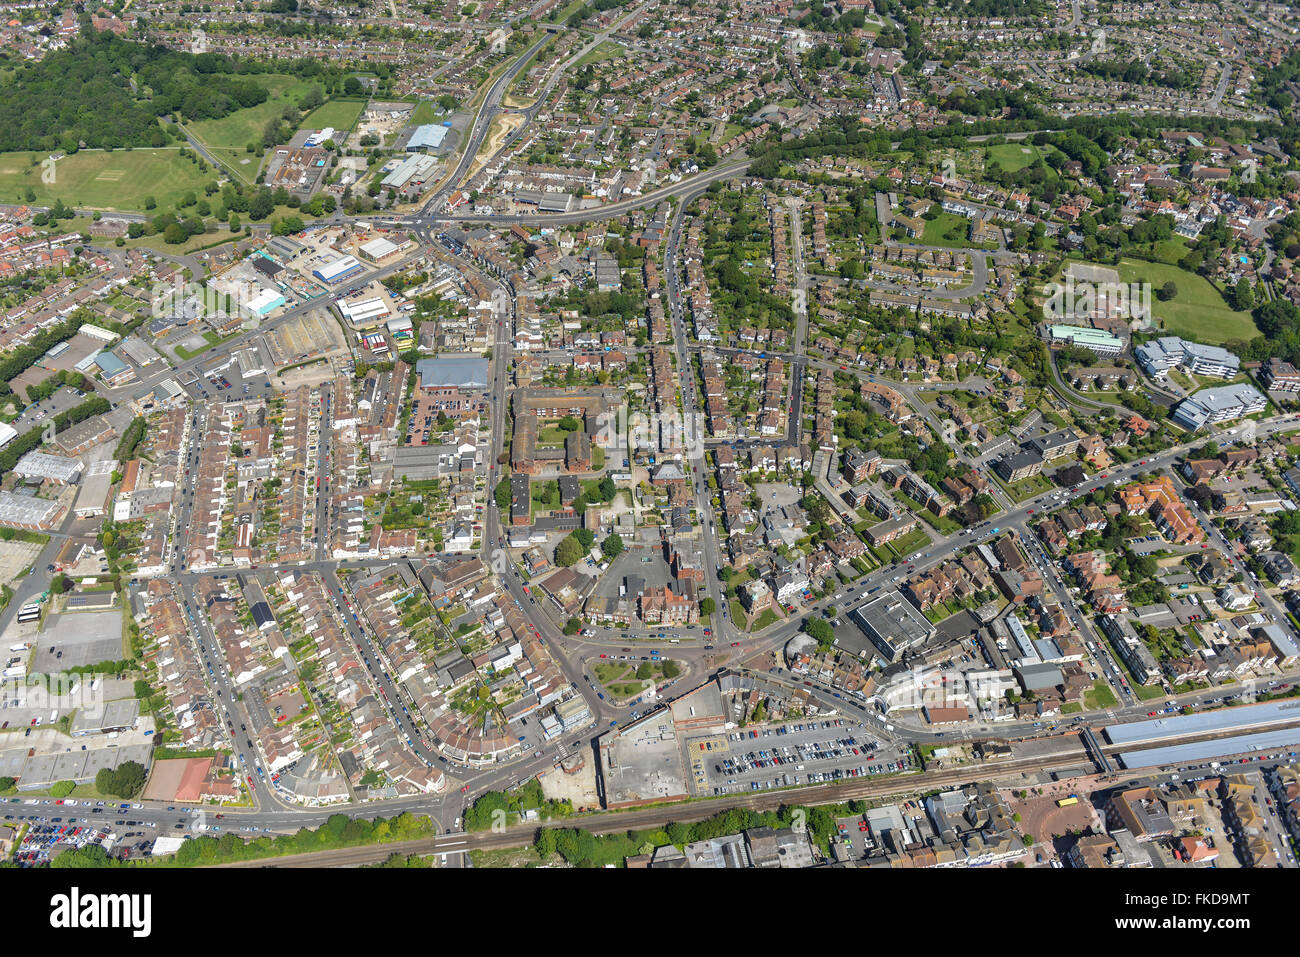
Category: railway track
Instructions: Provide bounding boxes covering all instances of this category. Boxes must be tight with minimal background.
[210,745,1086,868]
[208,716,1300,867]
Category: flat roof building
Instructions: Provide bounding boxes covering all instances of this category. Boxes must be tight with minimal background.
[359,237,400,261]
[1045,324,1124,357]
[417,356,490,390]
[14,451,82,485]
[381,153,438,190]
[246,288,286,316]
[847,589,934,662]
[339,297,390,326]
[0,490,66,531]
[313,255,364,284]
[407,124,449,152]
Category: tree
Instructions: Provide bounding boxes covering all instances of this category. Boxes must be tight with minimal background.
[700,596,716,616]
[600,533,625,561]
[535,828,557,859]
[1232,278,1255,311]
[50,844,110,868]
[298,86,325,112]
[1157,280,1178,301]
[803,616,834,650]
[343,76,363,96]
[96,760,147,798]
[557,415,581,432]
[563,618,582,635]
[494,476,512,510]
[555,534,585,567]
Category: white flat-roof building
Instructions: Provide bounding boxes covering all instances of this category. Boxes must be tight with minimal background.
[304,127,336,147]
[314,255,364,284]
[14,451,83,485]
[245,288,286,316]
[339,297,390,326]
[359,236,400,260]
[77,323,118,343]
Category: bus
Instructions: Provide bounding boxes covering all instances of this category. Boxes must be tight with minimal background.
[1056,796,1079,808]
[16,605,40,624]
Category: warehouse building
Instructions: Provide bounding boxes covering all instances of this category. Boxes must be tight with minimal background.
[338,297,390,327]
[0,491,66,531]
[381,154,438,191]
[359,236,401,261]
[14,451,83,485]
[416,356,490,391]
[245,288,286,317]
[313,255,365,285]
[406,124,449,152]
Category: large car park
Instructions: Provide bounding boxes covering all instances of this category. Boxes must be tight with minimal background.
[8,816,122,866]
[694,719,912,796]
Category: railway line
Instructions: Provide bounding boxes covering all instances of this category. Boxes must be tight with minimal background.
[209,714,1300,867]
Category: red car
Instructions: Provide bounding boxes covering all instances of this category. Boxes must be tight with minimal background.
[460,785,469,793]
[1148,711,1158,717]
[731,641,740,647]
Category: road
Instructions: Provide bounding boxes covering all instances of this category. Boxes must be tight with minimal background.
[421,32,553,213]
[10,11,1300,859]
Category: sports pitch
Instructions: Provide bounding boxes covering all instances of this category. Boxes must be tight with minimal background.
[0,149,211,214]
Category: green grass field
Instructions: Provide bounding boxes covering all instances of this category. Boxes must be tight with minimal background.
[410,100,444,127]
[206,147,262,185]
[919,211,994,249]
[575,40,627,69]
[1117,258,1259,344]
[0,149,210,213]
[302,99,366,137]
[187,75,318,150]
[986,142,1042,173]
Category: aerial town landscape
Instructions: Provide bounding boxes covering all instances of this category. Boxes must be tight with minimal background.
[0,0,1297,899]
